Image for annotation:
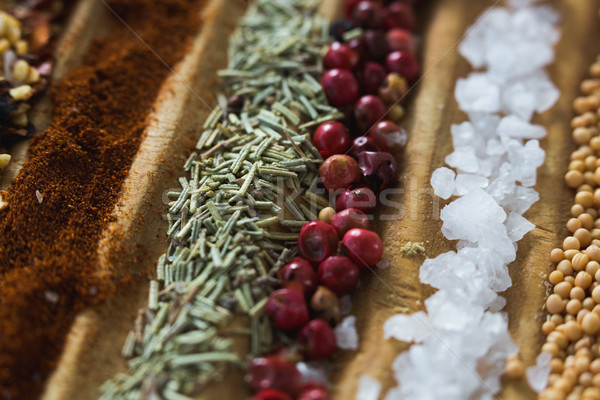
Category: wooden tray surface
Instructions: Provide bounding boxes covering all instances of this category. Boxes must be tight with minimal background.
[1,0,595,398]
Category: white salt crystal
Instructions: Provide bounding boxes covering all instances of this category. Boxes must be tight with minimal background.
[384,311,433,343]
[459,9,512,68]
[455,74,501,113]
[497,115,546,140]
[488,40,553,79]
[485,138,505,156]
[356,375,381,400]
[470,112,501,139]
[297,362,329,384]
[431,167,456,199]
[440,189,506,242]
[502,72,559,119]
[506,139,545,187]
[445,147,479,173]
[526,352,552,393]
[335,316,359,350]
[454,174,488,196]
[376,258,390,270]
[425,291,483,331]
[35,190,43,204]
[504,185,540,214]
[505,212,535,241]
[501,82,537,121]
[450,122,476,149]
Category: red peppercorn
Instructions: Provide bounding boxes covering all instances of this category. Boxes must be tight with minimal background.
[358,62,387,94]
[253,389,293,400]
[381,1,416,31]
[267,289,310,331]
[348,37,368,61]
[335,186,377,213]
[363,30,389,61]
[386,28,415,53]
[369,120,407,152]
[349,136,381,158]
[357,151,399,191]
[343,228,383,267]
[298,388,331,400]
[324,42,359,70]
[319,154,361,192]
[248,356,302,395]
[298,221,339,264]
[278,257,318,294]
[386,50,419,83]
[351,1,383,29]
[301,382,329,393]
[344,0,364,18]
[321,69,360,107]
[297,319,337,360]
[330,208,370,237]
[317,256,360,296]
[354,95,387,133]
[312,121,351,158]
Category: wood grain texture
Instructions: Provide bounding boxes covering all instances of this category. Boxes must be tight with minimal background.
[23,0,600,398]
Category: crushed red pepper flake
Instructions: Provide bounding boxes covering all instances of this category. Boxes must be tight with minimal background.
[0,0,206,398]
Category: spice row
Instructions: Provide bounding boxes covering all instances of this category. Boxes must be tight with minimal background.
[0,0,207,399]
[380,2,560,399]
[0,1,65,178]
[539,56,600,400]
[103,0,423,398]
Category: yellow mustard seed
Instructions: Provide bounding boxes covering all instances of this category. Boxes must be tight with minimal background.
[318,207,335,224]
[552,248,566,263]
[550,270,565,285]
[548,294,566,314]
[565,236,582,251]
[584,313,600,335]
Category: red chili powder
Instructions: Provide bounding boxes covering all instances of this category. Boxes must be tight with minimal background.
[0,0,206,398]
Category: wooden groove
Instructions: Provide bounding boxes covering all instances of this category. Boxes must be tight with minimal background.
[7,0,598,398]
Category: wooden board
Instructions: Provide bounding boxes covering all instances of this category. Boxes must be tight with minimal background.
[13,0,599,398]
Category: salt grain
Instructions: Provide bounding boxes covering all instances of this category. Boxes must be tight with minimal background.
[297,361,329,385]
[431,167,456,199]
[455,74,501,113]
[376,258,390,269]
[526,352,552,393]
[384,3,559,399]
[335,315,359,350]
[356,375,381,400]
[35,190,43,204]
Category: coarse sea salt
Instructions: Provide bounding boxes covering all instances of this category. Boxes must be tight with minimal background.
[357,375,382,400]
[385,3,560,399]
[336,315,359,350]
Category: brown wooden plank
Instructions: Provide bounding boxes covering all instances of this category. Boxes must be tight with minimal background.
[32,0,600,399]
